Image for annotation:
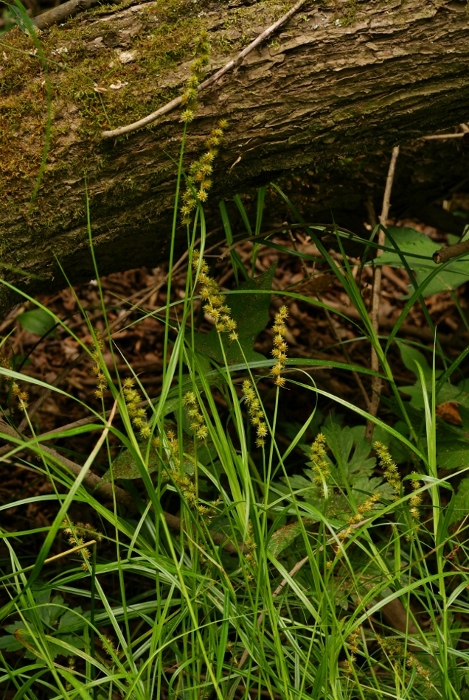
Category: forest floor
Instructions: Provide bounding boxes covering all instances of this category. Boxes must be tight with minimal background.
[1,219,466,544]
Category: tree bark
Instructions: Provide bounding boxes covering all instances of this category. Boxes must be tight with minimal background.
[1,0,469,309]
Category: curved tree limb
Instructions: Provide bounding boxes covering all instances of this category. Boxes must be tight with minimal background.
[0,418,245,554]
[33,0,101,30]
[102,0,309,138]
[433,238,469,264]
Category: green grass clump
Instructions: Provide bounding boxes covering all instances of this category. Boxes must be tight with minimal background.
[1,166,469,700]
[1,8,469,700]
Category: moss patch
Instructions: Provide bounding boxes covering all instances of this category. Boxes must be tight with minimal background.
[0,0,297,270]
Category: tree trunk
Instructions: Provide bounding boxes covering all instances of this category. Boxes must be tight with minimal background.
[1,0,468,309]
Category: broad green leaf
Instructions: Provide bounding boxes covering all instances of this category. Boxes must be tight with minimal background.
[447,477,469,526]
[397,341,469,409]
[194,264,276,365]
[58,607,84,633]
[268,520,311,557]
[396,340,433,382]
[436,437,469,471]
[45,595,64,627]
[101,433,210,482]
[0,628,23,652]
[279,421,394,524]
[322,421,376,479]
[374,227,469,296]
[401,381,469,410]
[101,448,160,481]
[17,309,57,337]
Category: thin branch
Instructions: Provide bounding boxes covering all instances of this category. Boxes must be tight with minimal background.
[33,0,100,30]
[0,419,244,555]
[365,145,400,441]
[422,133,466,140]
[102,0,309,139]
[433,238,469,264]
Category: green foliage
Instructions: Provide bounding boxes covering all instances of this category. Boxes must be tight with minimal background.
[447,476,469,527]
[375,227,469,296]
[0,589,86,659]
[3,23,469,698]
[17,309,57,337]
[194,264,276,364]
[278,419,395,523]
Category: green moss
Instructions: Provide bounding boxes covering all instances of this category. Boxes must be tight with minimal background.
[0,0,297,266]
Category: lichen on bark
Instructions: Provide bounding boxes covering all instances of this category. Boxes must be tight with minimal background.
[0,0,468,312]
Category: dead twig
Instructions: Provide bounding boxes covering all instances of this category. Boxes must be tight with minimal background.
[33,0,100,29]
[432,238,469,264]
[365,145,400,441]
[102,0,309,139]
[0,418,245,555]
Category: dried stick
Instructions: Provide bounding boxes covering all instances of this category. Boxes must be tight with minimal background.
[102,0,309,139]
[0,417,244,554]
[433,237,469,264]
[365,146,400,441]
[422,133,466,140]
[33,0,100,30]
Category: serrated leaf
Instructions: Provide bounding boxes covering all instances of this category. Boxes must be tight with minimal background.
[268,520,309,557]
[279,420,394,525]
[58,607,83,632]
[374,227,469,296]
[17,309,57,337]
[101,448,160,481]
[322,421,375,479]
[46,595,65,627]
[396,340,433,382]
[194,264,276,365]
[448,477,469,526]
[0,630,23,652]
[283,472,316,493]
[436,436,469,471]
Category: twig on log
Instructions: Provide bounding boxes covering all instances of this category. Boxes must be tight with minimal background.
[433,238,469,264]
[365,145,400,441]
[33,0,101,30]
[421,123,469,140]
[422,133,465,140]
[102,0,309,139]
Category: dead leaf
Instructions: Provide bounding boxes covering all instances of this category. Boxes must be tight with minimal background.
[436,402,462,426]
[285,274,334,297]
[109,81,129,90]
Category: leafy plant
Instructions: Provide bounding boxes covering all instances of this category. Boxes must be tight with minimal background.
[277,418,395,523]
[193,263,276,364]
[17,309,57,337]
[0,588,86,660]
[374,226,469,296]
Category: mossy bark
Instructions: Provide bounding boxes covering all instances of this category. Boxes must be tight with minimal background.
[0,0,468,308]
